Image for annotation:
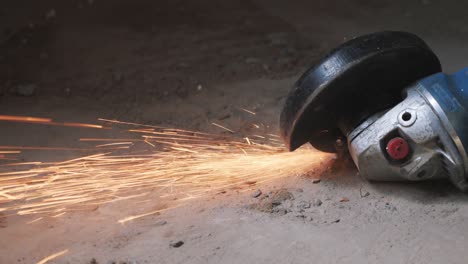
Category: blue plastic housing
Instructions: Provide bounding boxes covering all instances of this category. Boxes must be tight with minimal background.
[419,68,468,156]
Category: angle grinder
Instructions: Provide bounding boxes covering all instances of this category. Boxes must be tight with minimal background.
[280,31,468,190]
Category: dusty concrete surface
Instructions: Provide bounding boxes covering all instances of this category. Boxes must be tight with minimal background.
[1,0,468,263]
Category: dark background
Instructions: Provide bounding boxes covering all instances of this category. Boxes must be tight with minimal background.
[2,0,467,101]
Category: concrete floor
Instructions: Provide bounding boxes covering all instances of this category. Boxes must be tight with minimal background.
[1,1,468,263]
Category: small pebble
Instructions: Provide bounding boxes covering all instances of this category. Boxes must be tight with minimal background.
[155,220,167,226]
[252,189,262,198]
[272,200,282,207]
[282,200,293,208]
[340,197,349,202]
[276,209,288,215]
[312,179,321,184]
[170,241,184,248]
[297,200,311,210]
[385,203,398,212]
[362,192,370,198]
[313,199,322,207]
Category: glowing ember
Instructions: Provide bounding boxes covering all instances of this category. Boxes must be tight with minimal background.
[0,116,334,222]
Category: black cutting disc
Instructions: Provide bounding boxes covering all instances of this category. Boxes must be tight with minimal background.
[280,31,441,153]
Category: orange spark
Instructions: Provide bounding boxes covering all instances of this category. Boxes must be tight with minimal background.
[239,107,256,115]
[36,249,69,264]
[118,206,181,224]
[27,217,43,224]
[51,212,66,218]
[0,151,21,154]
[60,122,105,129]
[0,146,127,151]
[95,142,134,148]
[0,115,105,129]
[80,138,144,142]
[0,115,52,123]
[211,122,234,133]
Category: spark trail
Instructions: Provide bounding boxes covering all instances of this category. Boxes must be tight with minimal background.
[0,116,333,222]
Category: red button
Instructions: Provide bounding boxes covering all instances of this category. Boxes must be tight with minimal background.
[386,137,410,160]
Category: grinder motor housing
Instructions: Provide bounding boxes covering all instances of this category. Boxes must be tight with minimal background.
[348,69,468,190]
